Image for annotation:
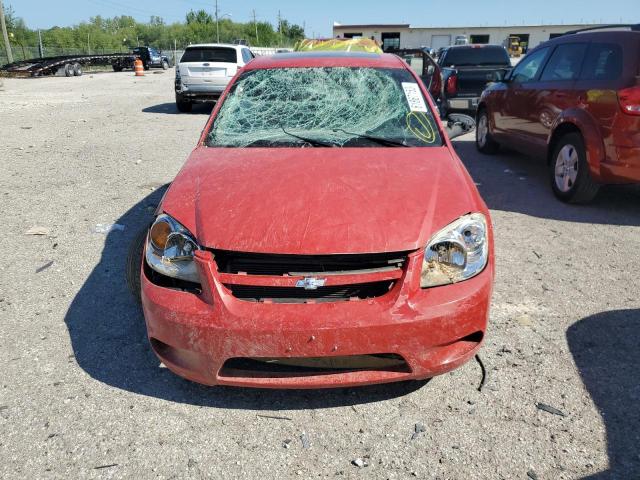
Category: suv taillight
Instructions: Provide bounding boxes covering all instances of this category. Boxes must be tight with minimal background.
[446,74,458,96]
[618,86,640,115]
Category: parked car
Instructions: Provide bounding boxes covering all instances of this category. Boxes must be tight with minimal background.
[134,46,169,70]
[477,25,640,203]
[174,43,255,112]
[112,46,170,72]
[128,51,494,389]
[438,44,512,114]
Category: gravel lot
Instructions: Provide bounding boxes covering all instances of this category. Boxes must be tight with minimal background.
[1,71,639,479]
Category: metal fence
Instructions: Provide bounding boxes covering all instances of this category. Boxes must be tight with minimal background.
[1,45,130,66]
[1,44,295,67]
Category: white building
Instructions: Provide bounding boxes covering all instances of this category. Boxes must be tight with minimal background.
[332,22,609,52]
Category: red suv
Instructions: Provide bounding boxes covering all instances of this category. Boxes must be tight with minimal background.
[476,26,640,203]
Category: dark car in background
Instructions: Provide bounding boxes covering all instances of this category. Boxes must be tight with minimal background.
[112,46,170,72]
[476,25,640,203]
[132,46,170,71]
[438,44,512,114]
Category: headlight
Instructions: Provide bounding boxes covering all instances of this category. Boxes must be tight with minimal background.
[145,214,201,283]
[421,213,488,288]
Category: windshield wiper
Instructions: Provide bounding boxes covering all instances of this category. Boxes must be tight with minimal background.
[281,127,338,148]
[332,128,409,147]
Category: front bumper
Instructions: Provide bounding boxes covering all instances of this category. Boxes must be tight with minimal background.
[141,250,493,389]
[175,81,227,102]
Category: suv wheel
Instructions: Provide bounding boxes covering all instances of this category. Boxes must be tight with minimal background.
[550,133,600,204]
[176,94,192,113]
[162,60,169,70]
[476,109,499,154]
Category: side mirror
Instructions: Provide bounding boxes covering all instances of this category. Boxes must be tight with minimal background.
[444,113,476,140]
[426,64,435,76]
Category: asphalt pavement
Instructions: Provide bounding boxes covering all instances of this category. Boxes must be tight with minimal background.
[1,70,639,479]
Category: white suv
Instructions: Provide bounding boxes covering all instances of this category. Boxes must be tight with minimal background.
[175,44,255,112]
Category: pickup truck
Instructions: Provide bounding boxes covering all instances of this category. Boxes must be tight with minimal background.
[438,44,512,114]
[112,46,170,72]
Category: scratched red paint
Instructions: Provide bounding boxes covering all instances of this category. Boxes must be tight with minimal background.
[140,53,495,388]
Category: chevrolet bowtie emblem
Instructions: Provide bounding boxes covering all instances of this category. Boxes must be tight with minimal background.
[295,277,327,290]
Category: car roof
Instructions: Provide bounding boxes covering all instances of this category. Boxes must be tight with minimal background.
[540,29,640,47]
[185,43,245,50]
[445,44,505,49]
[246,51,405,70]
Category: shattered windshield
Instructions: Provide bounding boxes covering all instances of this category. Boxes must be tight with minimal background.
[205,67,442,148]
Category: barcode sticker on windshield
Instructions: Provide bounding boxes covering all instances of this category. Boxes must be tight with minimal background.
[402,82,428,112]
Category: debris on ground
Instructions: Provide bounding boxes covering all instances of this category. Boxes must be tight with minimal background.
[535,402,566,417]
[257,414,293,421]
[516,314,533,327]
[93,464,118,470]
[527,470,539,480]
[300,432,311,449]
[411,423,427,440]
[92,223,125,234]
[36,261,54,273]
[25,226,50,236]
[282,439,292,449]
[351,458,367,468]
[475,354,487,392]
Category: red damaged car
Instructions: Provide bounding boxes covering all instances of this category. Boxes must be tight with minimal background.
[129,52,494,388]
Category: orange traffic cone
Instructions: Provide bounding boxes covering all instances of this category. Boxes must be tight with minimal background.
[134,59,144,77]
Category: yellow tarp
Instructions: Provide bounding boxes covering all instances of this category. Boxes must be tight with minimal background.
[294,38,383,54]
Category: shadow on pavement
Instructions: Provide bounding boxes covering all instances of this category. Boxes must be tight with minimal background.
[454,139,640,226]
[64,186,428,408]
[567,309,640,478]
[142,103,213,115]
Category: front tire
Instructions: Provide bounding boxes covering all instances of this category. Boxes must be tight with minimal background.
[549,132,600,204]
[126,227,148,303]
[476,108,499,154]
[162,60,169,70]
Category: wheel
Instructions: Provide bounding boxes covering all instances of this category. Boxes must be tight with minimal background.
[126,227,148,303]
[112,64,123,72]
[475,108,499,154]
[176,94,192,113]
[162,60,169,70]
[143,63,150,71]
[64,63,74,77]
[550,132,600,204]
[73,63,83,76]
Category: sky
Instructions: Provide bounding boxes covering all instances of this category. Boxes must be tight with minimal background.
[7,0,639,37]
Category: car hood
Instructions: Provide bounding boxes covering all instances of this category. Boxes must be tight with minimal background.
[161,147,485,254]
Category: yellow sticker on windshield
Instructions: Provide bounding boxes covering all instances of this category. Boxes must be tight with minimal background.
[406,111,437,144]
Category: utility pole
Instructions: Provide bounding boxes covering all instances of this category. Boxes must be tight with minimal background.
[215,0,220,43]
[0,0,13,64]
[277,10,282,47]
[87,32,90,54]
[38,29,44,57]
[252,9,258,45]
